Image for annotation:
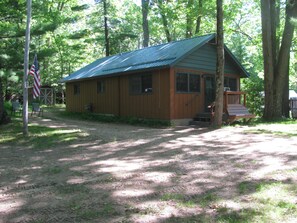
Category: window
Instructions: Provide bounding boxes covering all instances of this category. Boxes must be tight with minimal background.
[176,73,188,92]
[130,73,152,94]
[176,73,200,93]
[224,77,237,91]
[74,84,80,95]
[97,80,105,93]
[189,74,200,92]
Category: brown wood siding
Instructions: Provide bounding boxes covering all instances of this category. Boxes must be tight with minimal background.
[120,69,170,120]
[66,69,171,120]
[94,77,119,115]
[171,68,241,119]
[66,77,119,115]
[171,68,204,119]
[66,68,241,121]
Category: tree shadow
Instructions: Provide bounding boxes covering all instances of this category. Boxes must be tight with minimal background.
[1,116,297,222]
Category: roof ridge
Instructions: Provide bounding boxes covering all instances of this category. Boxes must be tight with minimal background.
[109,33,215,58]
[63,33,245,83]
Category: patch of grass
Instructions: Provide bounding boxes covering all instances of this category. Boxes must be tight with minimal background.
[71,171,85,177]
[164,214,213,223]
[242,118,297,136]
[43,166,63,175]
[233,179,297,222]
[78,209,101,220]
[161,193,184,202]
[245,128,297,137]
[56,183,90,194]
[277,200,296,211]
[216,208,261,223]
[238,181,251,194]
[77,203,119,220]
[199,192,218,207]
[0,119,86,149]
[29,220,46,223]
[255,181,282,192]
[250,117,297,125]
[100,203,118,216]
[161,193,196,208]
[234,163,245,168]
[69,201,82,211]
[160,192,218,208]
[287,167,297,173]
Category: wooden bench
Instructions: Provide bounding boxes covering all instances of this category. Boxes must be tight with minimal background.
[226,104,256,124]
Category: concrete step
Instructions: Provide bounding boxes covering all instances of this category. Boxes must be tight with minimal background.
[189,120,211,127]
[193,112,212,122]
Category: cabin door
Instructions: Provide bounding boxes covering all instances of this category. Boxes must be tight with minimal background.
[204,76,216,111]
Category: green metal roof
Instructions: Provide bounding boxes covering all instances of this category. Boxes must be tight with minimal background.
[62,34,249,82]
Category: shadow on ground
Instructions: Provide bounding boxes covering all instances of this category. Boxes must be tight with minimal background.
[0,115,297,223]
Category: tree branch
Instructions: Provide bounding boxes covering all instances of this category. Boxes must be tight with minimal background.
[229,28,255,44]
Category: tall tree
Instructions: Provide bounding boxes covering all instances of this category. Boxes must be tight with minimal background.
[261,0,297,120]
[186,0,194,38]
[142,0,150,47]
[195,0,203,35]
[103,0,110,56]
[213,0,224,127]
[157,0,172,42]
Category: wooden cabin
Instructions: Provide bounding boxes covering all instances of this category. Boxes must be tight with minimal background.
[62,34,252,125]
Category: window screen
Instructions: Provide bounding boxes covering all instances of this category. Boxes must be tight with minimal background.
[97,80,105,93]
[224,77,237,91]
[74,84,80,95]
[176,73,200,93]
[130,73,152,94]
[176,73,188,92]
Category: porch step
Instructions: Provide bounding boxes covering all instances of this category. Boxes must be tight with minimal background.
[190,112,212,126]
[189,120,211,127]
[193,112,212,122]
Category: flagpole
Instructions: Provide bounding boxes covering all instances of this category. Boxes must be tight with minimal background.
[23,0,32,136]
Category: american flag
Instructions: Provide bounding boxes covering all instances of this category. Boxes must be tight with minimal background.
[29,54,41,99]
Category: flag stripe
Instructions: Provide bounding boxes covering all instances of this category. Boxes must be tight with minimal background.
[29,55,41,99]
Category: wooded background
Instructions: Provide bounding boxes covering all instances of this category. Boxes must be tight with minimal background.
[0,0,296,119]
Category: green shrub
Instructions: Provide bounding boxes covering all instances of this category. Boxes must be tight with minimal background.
[60,111,171,128]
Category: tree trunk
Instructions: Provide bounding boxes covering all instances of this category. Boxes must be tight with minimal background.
[0,77,4,122]
[212,0,224,127]
[103,0,110,56]
[195,0,203,34]
[282,68,290,117]
[261,0,297,120]
[275,0,297,117]
[261,0,275,120]
[141,0,150,47]
[157,1,172,42]
[186,0,194,38]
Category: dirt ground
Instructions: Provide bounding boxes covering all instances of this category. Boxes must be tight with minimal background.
[1,113,297,223]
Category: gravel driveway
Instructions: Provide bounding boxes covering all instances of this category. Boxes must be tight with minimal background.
[1,113,297,222]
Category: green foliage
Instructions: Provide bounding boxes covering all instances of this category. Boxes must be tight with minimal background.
[241,73,264,117]
[0,0,296,115]
[4,101,12,111]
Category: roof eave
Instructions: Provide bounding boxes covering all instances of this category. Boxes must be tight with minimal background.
[224,46,250,78]
[61,65,170,83]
